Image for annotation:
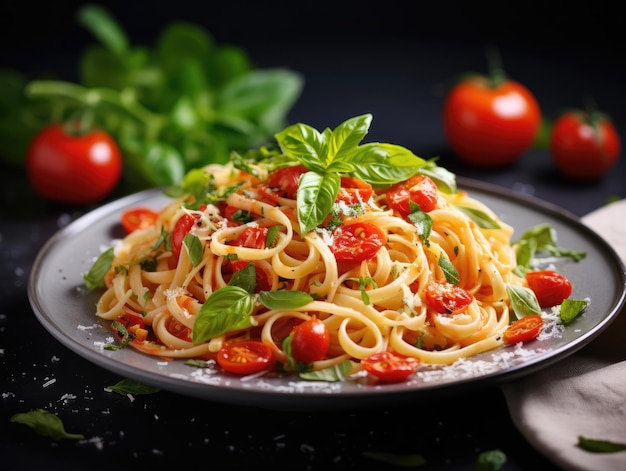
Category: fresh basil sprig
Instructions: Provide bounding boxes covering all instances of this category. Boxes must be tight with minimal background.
[274,114,456,234]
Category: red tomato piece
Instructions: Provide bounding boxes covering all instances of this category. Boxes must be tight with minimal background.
[229,260,272,292]
[361,351,420,383]
[424,282,474,315]
[525,270,572,307]
[230,226,269,250]
[290,318,330,363]
[113,313,145,331]
[121,208,159,233]
[442,75,541,167]
[503,315,543,344]
[258,164,309,201]
[386,174,438,216]
[165,317,192,342]
[171,214,198,259]
[336,176,374,205]
[26,123,123,205]
[329,222,386,263]
[217,340,274,375]
[549,110,621,180]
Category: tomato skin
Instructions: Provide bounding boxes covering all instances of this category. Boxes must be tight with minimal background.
[386,174,438,216]
[361,351,420,383]
[171,214,197,259]
[259,165,309,201]
[329,222,386,263]
[290,318,330,363]
[230,226,268,250]
[424,282,474,314]
[121,208,159,233]
[549,110,621,180]
[217,340,275,375]
[525,270,572,307]
[503,315,543,344]
[26,123,123,205]
[336,176,374,204]
[443,76,541,167]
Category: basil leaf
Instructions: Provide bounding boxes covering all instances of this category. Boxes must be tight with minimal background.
[259,290,313,310]
[560,299,588,324]
[297,171,340,234]
[192,286,255,343]
[408,205,432,246]
[506,284,541,319]
[456,206,501,229]
[474,449,507,471]
[107,378,160,395]
[229,262,256,293]
[183,233,203,266]
[298,360,353,382]
[10,409,85,441]
[327,113,372,161]
[350,143,426,185]
[438,253,460,285]
[77,4,129,57]
[83,247,114,289]
[577,436,626,453]
[513,223,586,262]
[275,122,328,172]
[417,160,457,194]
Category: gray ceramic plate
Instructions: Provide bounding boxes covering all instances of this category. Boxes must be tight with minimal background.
[28,178,626,410]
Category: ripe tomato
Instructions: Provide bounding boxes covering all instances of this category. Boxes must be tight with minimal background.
[329,222,386,263]
[26,123,123,205]
[171,213,198,259]
[229,260,272,292]
[121,208,159,233]
[549,110,621,180]
[165,317,192,342]
[525,270,572,307]
[361,351,420,383]
[230,226,269,250]
[386,174,438,216]
[503,315,543,344]
[217,340,274,375]
[258,164,308,201]
[424,282,474,314]
[290,318,330,363]
[336,176,373,204]
[443,74,541,167]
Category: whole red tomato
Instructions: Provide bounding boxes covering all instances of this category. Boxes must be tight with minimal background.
[26,123,123,205]
[443,74,541,167]
[549,109,621,180]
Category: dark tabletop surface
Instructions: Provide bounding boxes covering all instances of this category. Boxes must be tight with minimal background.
[1,2,625,470]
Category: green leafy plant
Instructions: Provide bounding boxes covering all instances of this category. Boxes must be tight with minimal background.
[0,4,303,192]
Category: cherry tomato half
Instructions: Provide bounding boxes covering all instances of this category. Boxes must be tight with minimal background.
[217,340,275,375]
[549,110,621,180]
[386,174,438,216]
[171,214,198,259]
[329,222,386,263]
[336,176,374,205]
[258,164,309,201]
[361,351,420,383]
[26,123,123,205]
[424,282,474,315]
[121,208,159,233]
[290,318,330,364]
[503,315,543,344]
[443,75,541,167]
[525,270,572,307]
[230,226,269,250]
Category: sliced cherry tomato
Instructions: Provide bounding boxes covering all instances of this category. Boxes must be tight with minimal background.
[525,270,572,307]
[230,226,269,250]
[26,123,123,205]
[503,315,543,344]
[336,176,374,205]
[386,174,438,216]
[424,282,474,314]
[121,208,159,233]
[171,214,197,259]
[549,109,621,180]
[290,318,330,363]
[442,71,541,167]
[258,164,309,201]
[217,340,274,375]
[329,222,385,263]
[165,317,192,342]
[361,351,420,383]
[113,313,145,331]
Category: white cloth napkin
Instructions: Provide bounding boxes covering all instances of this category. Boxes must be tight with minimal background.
[502,199,626,471]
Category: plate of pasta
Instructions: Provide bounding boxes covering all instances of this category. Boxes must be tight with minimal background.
[29,115,626,410]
